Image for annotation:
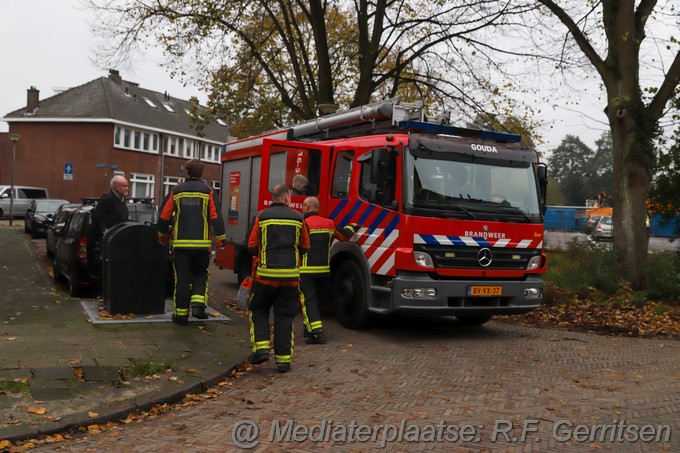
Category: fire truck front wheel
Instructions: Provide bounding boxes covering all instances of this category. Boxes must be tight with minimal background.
[333,260,371,329]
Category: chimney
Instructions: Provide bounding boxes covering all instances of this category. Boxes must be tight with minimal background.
[108,69,122,85]
[27,86,39,113]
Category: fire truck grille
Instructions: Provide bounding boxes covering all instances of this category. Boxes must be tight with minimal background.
[415,244,540,270]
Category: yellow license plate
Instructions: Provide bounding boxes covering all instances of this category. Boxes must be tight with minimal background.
[468,286,503,297]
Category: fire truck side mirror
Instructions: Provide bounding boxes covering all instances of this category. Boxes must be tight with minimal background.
[536,164,548,214]
[369,147,389,183]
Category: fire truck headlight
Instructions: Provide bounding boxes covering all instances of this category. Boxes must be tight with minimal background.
[402,288,437,299]
[526,255,542,270]
[413,251,434,268]
[524,287,542,299]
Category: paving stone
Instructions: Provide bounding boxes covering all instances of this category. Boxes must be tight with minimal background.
[81,366,122,382]
[29,379,75,400]
[31,367,75,380]
[0,394,11,409]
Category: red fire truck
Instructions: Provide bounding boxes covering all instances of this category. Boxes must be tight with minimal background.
[216,99,548,329]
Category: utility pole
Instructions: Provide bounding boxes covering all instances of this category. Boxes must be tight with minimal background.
[7,132,22,226]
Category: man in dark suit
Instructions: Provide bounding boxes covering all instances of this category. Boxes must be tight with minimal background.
[92,175,130,234]
[91,175,130,299]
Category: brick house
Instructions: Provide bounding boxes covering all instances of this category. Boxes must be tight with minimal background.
[1,70,231,205]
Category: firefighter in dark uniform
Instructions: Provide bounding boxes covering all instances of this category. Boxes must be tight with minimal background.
[157,159,226,326]
[247,184,311,373]
[300,196,358,344]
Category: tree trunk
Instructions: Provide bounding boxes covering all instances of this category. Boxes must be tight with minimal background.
[609,108,649,290]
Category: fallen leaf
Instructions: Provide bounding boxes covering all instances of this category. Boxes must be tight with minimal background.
[120,414,136,424]
[45,434,65,443]
[6,337,16,341]
[88,411,99,417]
[68,359,81,365]
[27,407,47,415]
[0,440,11,448]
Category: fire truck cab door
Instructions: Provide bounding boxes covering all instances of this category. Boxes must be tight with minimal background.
[258,138,332,213]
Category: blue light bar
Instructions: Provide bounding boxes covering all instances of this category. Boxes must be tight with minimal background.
[396,121,521,143]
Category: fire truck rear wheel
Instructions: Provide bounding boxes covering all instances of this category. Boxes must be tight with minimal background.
[455,314,492,325]
[333,260,371,329]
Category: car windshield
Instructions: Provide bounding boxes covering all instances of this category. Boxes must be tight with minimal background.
[36,200,67,213]
[404,149,541,220]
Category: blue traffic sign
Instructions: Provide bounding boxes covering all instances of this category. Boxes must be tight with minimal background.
[64,163,73,175]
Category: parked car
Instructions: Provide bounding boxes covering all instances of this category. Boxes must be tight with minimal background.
[591,216,613,241]
[45,203,82,258]
[584,215,602,234]
[126,198,158,224]
[52,198,166,298]
[0,185,49,219]
[25,198,70,238]
[52,204,99,297]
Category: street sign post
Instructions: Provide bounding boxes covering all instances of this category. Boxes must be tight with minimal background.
[64,162,73,181]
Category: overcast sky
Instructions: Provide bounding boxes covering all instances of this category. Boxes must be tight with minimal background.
[0,0,202,130]
[0,0,609,154]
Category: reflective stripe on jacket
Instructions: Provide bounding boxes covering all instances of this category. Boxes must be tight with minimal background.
[248,202,310,281]
[300,212,356,277]
[157,178,226,249]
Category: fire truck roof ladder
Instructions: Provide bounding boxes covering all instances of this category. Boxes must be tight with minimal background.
[287,98,521,143]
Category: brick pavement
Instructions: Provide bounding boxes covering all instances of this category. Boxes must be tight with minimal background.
[3,223,679,452]
[29,313,680,452]
[0,223,251,445]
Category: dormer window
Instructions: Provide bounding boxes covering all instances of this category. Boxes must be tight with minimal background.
[162,103,174,112]
[143,97,157,108]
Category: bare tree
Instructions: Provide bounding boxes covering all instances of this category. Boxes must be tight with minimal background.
[88,0,539,137]
[518,0,680,290]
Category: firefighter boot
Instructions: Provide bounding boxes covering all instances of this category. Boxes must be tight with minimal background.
[277,362,291,373]
[191,304,209,319]
[249,350,270,365]
[305,329,327,345]
[172,314,189,326]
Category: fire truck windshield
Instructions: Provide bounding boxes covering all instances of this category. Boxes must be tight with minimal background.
[404,148,541,221]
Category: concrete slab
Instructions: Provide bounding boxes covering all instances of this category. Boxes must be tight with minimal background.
[31,367,75,380]
[29,379,75,400]
[0,395,11,409]
[81,300,232,324]
[81,366,121,382]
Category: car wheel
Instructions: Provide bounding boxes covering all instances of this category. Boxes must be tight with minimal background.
[46,241,54,259]
[30,222,39,239]
[332,260,371,329]
[67,273,81,298]
[456,314,493,326]
[24,220,30,233]
[52,258,64,284]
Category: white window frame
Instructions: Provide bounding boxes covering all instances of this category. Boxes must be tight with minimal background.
[130,173,155,198]
[113,126,159,154]
[163,176,184,196]
[184,139,194,158]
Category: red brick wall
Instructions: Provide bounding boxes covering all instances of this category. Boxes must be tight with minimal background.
[0,122,222,205]
[0,133,10,184]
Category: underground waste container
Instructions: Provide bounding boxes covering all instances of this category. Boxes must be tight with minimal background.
[102,222,168,315]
